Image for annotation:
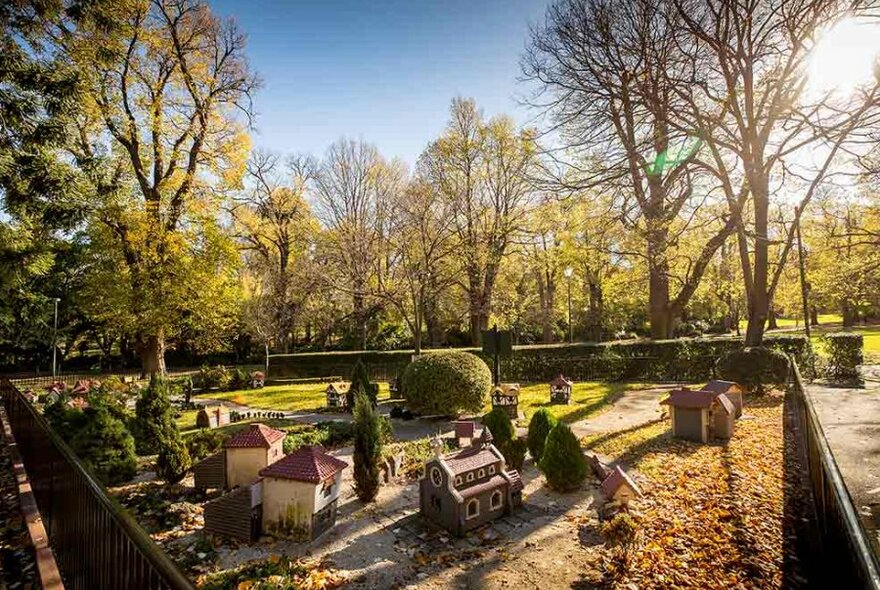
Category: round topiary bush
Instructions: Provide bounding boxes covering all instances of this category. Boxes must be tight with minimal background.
[540,422,588,492]
[401,352,491,416]
[715,346,790,393]
[821,333,863,382]
[527,408,558,463]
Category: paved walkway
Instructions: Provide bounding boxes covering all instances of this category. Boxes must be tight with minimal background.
[807,366,880,550]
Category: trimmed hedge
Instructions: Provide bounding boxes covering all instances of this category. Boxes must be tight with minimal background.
[822,332,863,382]
[401,352,491,416]
[540,423,588,491]
[716,347,790,393]
[269,335,811,383]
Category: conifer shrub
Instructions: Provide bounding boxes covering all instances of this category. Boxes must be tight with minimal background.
[401,351,491,416]
[156,430,192,484]
[353,392,382,502]
[716,346,790,393]
[46,397,138,485]
[504,438,527,472]
[482,407,515,447]
[347,358,378,409]
[131,377,177,455]
[185,429,227,461]
[527,408,558,463]
[540,422,588,492]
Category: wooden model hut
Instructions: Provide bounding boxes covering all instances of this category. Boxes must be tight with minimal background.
[491,383,520,419]
[549,375,573,404]
[325,382,351,409]
[259,446,348,540]
[701,380,744,418]
[600,466,642,506]
[196,404,231,429]
[661,388,735,443]
[204,481,263,541]
[419,430,523,536]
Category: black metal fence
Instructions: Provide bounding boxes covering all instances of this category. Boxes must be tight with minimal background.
[788,359,880,589]
[0,379,194,590]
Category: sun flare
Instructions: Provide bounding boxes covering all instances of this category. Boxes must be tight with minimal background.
[807,18,880,96]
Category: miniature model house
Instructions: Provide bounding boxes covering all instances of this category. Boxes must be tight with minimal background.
[419,430,523,536]
[196,404,231,429]
[453,420,477,448]
[701,380,744,418]
[224,423,286,488]
[259,446,348,540]
[491,383,520,419]
[661,388,735,443]
[549,374,573,405]
[325,382,351,409]
[600,466,642,506]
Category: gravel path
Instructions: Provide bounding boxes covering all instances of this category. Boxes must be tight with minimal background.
[569,385,674,437]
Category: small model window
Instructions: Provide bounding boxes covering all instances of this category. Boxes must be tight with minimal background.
[321,476,336,497]
[466,472,475,482]
[478,468,485,478]
[490,490,503,510]
[431,495,441,512]
[430,467,443,487]
[455,476,462,486]
[466,499,480,519]
[488,465,496,475]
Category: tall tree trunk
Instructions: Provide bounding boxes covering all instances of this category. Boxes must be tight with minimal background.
[586,279,603,342]
[353,290,366,349]
[140,329,166,377]
[647,227,674,339]
[745,174,770,346]
[535,268,555,343]
[767,301,779,330]
[842,299,856,327]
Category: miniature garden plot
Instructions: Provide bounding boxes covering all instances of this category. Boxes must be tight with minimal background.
[582,391,790,589]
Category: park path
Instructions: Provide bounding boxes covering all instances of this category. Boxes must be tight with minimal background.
[807,366,880,552]
[194,384,674,443]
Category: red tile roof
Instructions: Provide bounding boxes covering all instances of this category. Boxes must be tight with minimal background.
[444,446,500,475]
[224,423,286,449]
[259,446,348,483]
[600,466,642,499]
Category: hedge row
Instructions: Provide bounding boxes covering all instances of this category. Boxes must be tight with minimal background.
[269,335,811,383]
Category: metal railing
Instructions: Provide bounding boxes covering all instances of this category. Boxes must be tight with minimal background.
[788,358,880,589]
[0,379,194,590]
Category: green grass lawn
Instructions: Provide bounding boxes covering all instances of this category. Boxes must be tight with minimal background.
[493,381,632,424]
[193,382,392,413]
[740,313,843,330]
[809,324,880,362]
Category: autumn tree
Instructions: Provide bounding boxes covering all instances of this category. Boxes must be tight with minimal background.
[234,150,318,353]
[67,0,258,374]
[670,0,880,344]
[420,98,539,345]
[314,139,404,349]
[524,0,743,339]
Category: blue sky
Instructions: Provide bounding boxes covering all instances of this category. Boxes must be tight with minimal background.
[211,0,551,166]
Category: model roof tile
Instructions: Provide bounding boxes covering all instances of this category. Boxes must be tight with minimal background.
[259,446,348,483]
[600,465,642,499]
[444,446,500,475]
[224,423,286,449]
[660,388,715,409]
[702,380,743,394]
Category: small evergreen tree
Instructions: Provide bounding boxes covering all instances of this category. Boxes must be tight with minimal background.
[156,428,192,484]
[482,408,515,448]
[540,423,588,492]
[352,392,383,502]
[132,377,176,455]
[68,404,138,485]
[527,408,558,464]
[347,358,378,409]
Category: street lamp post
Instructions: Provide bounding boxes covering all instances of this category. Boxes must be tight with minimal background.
[52,297,60,378]
[564,267,574,344]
